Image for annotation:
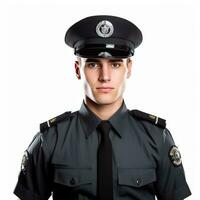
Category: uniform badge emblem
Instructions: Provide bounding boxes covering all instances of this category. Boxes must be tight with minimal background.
[21,150,29,173]
[96,20,114,38]
[169,146,182,166]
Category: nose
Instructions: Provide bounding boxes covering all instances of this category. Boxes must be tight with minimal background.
[98,64,111,82]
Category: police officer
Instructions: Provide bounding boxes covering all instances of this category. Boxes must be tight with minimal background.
[14,15,191,200]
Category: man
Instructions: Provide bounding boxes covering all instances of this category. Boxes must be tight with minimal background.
[14,15,191,200]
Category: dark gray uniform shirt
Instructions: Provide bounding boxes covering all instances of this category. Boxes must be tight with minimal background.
[14,100,191,200]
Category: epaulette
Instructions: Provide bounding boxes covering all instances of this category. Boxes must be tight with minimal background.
[128,109,166,129]
[40,111,71,132]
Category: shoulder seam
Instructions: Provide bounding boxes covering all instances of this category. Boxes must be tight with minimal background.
[40,111,72,132]
[128,109,166,129]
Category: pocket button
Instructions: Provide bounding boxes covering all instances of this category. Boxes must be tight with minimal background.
[70,177,76,185]
[136,178,141,186]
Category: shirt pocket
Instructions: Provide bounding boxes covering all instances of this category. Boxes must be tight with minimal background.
[117,168,156,196]
[53,165,95,198]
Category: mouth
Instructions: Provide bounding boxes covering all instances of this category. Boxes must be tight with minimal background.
[96,87,114,93]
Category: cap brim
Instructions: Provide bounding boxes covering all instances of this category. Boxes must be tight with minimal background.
[73,38,135,58]
[75,46,134,58]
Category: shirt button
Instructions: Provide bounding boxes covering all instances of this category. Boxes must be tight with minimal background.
[70,177,76,185]
[136,178,141,186]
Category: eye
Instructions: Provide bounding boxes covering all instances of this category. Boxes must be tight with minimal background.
[111,63,121,68]
[86,63,99,68]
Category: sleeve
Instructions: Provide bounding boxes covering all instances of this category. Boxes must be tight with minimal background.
[13,131,53,200]
[155,128,192,200]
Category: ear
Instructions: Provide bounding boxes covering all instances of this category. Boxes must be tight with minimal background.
[74,61,81,79]
[127,59,132,79]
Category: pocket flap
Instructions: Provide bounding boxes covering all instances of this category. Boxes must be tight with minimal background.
[54,167,93,187]
[118,168,156,187]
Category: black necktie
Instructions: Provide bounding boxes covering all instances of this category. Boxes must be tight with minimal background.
[97,120,113,200]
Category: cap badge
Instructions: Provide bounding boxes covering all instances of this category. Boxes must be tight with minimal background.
[96,20,114,38]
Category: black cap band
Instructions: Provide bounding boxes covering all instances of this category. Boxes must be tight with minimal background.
[75,43,134,58]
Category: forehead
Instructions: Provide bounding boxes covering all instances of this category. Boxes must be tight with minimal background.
[80,58,127,63]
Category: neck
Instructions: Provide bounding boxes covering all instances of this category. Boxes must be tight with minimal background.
[84,96,123,120]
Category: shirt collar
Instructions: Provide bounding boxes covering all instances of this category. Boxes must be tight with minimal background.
[78,99,129,139]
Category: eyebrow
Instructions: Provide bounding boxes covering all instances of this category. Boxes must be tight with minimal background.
[85,58,124,63]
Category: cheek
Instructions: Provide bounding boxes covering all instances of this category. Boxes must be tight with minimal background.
[114,69,127,86]
[82,69,97,89]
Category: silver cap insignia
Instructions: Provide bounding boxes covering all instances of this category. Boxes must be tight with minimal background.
[96,20,114,38]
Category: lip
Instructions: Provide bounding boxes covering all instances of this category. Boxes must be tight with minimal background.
[96,87,114,93]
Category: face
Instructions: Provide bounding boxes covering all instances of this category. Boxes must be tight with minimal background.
[74,57,132,105]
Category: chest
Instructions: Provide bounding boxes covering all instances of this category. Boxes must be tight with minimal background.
[51,127,157,199]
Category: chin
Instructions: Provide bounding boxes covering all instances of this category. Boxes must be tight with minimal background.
[93,95,119,105]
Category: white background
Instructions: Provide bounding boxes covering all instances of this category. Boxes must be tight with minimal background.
[3,0,200,199]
